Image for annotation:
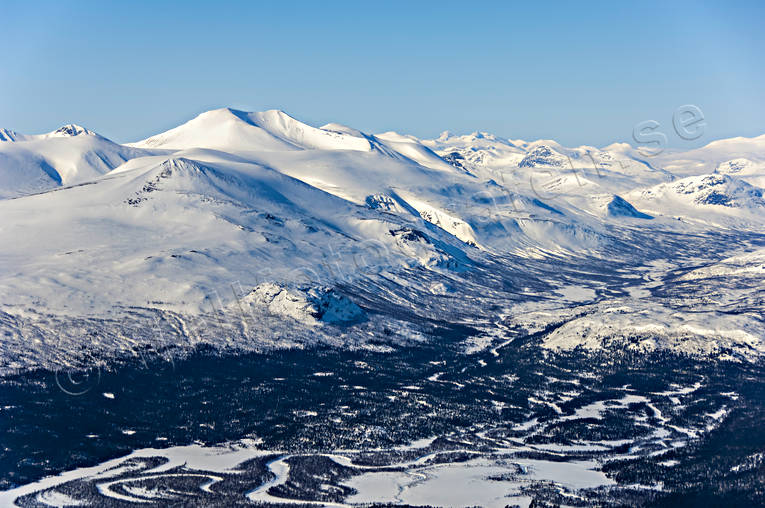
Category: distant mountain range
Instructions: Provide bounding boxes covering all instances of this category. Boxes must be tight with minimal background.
[1,108,764,373]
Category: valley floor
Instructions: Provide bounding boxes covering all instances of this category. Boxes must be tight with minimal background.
[1,317,763,506]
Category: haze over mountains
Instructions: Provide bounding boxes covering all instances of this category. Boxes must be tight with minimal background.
[1,108,764,373]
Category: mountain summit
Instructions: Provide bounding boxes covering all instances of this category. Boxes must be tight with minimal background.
[131,108,376,152]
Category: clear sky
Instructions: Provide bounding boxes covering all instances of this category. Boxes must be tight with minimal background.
[1,1,763,148]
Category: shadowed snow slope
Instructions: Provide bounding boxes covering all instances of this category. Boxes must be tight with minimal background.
[605,195,653,219]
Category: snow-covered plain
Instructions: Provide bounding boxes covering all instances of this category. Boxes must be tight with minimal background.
[1,108,765,374]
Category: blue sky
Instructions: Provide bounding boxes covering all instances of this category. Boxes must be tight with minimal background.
[1,1,763,147]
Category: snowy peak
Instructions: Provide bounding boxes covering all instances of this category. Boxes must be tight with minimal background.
[434,130,504,145]
[429,130,519,151]
[519,144,570,168]
[130,107,463,173]
[715,158,760,175]
[641,174,765,209]
[424,131,526,173]
[133,107,374,152]
[48,124,98,138]
[0,128,25,142]
[675,174,764,207]
[132,108,297,151]
[140,157,215,181]
[123,157,241,207]
[0,124,100,143]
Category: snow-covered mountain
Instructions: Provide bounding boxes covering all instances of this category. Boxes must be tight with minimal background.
[1,109,764,373]
[638,173,764,209]
[0,124,150,198]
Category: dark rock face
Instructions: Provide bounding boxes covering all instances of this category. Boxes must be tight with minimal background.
[390,227,431,244]
[442,151,468,171]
